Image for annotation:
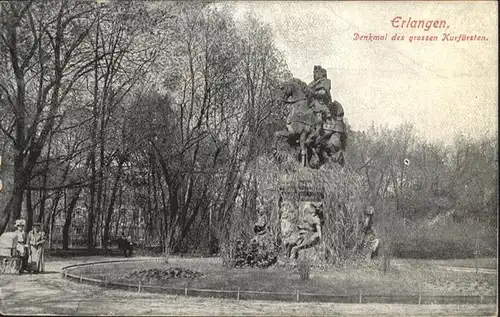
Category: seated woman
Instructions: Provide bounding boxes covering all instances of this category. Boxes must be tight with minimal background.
[27,223,46,273]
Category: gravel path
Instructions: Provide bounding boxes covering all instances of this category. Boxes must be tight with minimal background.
[0,256,496,316]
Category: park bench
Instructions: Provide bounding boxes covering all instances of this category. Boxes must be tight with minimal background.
[0,232,25,274]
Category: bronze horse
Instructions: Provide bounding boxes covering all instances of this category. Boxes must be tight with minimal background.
[275,78,345,167]
[274,78,322,167]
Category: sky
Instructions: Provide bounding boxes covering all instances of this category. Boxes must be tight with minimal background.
[229,1,498,145]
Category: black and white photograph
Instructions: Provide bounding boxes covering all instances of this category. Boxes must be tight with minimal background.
[0,1,497,315]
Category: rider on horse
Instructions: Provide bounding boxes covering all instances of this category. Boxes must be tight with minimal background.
[308,66,346,152]
[275,66,347,168]
[308,66,347,131]
[308,66,332,125]
[307,66,347,139]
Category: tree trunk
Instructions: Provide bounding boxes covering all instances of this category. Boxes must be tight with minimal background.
[174,182,210,251]
[88,13,100,251]
[157,169,169,255]
[0,159,26,234]
[103,160,124,247]
[62,188,83,250]
[38,132,53,224]
[167,183,180,251]
[88,152,96,250]
[45,191,61,232]
[114,185,124,240]
[26,186,34,232]
[0,11,27,235]
[37,187,45,224]
[48,210,56,250]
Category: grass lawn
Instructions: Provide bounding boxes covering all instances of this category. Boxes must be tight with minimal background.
[3,256,496,316]
[75,257,497,297]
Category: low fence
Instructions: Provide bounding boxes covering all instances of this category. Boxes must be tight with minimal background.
[61,259,497,305]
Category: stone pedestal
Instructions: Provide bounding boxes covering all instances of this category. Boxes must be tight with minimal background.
[277,173,325,263]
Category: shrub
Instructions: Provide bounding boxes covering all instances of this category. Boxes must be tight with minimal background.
[227,237,279,268]
[389,219,496,259]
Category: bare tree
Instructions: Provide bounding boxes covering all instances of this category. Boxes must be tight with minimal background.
[0,1,103,234]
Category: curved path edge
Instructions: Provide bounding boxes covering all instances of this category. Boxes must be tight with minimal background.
[60,259,497,305]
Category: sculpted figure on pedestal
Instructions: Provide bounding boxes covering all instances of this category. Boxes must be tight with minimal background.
[282,201,324,260]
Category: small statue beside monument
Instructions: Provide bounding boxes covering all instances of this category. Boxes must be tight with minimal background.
[354,206,381,260]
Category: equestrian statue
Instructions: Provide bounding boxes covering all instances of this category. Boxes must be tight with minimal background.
[274,65,347,168]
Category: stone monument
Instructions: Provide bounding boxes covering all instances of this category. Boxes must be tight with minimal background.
[232,66,379,269]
